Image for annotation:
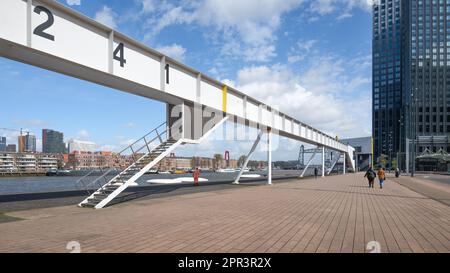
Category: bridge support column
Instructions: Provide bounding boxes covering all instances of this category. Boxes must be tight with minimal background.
[322,146,325,177]
[267,128,272,185]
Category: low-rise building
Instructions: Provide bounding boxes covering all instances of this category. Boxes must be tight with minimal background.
[341,137,373,172]
[0,152,58,173]
[0,153,14,172]
[6,144,16,152]
[66,151,134,170]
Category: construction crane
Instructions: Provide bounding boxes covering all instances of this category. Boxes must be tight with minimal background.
[0,127,32,136]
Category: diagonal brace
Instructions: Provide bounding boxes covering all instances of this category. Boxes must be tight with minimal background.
[233,130,264,184]
[300,149,317,178]
[327,152,341,175]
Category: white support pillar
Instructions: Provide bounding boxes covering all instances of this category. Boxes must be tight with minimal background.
[322,146,325,177]
[267,128,272,185]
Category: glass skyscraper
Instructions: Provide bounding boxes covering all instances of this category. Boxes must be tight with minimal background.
[372,0,450,169]
[42,129,65,154]
[372,0,403,167]
[0,137,6,152]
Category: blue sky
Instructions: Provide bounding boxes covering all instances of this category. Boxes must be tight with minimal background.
[0,0,373,160]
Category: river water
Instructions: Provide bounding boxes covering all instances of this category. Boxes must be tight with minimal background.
[0,169,311,195]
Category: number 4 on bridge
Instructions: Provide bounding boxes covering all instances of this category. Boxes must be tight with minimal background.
[113,42,126,67]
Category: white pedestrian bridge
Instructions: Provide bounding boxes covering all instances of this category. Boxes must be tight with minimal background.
[0,0,355,208]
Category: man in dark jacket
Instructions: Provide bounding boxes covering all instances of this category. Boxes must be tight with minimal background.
[364,166,376,188]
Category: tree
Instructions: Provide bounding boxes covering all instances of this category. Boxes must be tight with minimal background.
[391,158,398,169]
[191,157,197,169]
[213,154,223,170]
[378,154,388,168]
[238,155,247,167]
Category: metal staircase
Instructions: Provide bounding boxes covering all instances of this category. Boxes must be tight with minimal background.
[327,153,342,175]
[78,122,183,209]
[78,116,229,209]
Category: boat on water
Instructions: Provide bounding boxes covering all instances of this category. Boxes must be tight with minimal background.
[216,168,238,173]
[172,169,188,174]
[46,169,72,176]
[145,169,159,174]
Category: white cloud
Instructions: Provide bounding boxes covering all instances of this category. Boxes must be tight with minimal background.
[310,0,372,14]
[98,144,116,152]
[310,0,336,15]
[156,44,187,62]
[94,6,117,29]
[135,0,372,62]
[309,0,372,17]
[142,0,304,62]
[141,0,155,13]
[66,0,81,6]
[337,12,353,20]
[145,6,195,38]
[13,119,46,127]
[119,139,136,147]
[121,122,136,128]
[288,39,317,63]
[228,60,371,139]
[77,129,89,139]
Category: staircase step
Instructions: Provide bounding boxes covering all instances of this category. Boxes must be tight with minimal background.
[94,193,109,198]
[91,196,107,202]
[84,199,101,205]
[80,202,97,208]
[100,189,116,194]
[104,185,120,189]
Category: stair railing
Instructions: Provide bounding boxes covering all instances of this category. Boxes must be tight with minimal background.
[76,121,170,193]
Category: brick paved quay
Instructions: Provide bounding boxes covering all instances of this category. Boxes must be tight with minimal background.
[0,173,449,253]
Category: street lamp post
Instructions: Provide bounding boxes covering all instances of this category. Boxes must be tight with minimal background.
[388,132,393,171]
[398,114,403,172]
[410,90,417,177]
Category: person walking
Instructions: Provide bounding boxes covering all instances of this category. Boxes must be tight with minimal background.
[314,167,318,179]
[364,166,376,188]
[377,167,386,189]
[193,167,200,186]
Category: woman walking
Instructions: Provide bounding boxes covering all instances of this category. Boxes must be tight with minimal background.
[364,166,376,188]
[377,167,386,189]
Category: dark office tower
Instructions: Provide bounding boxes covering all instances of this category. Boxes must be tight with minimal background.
[372,0,450,170]
[372,0,403,166]
[0,137,5,151]
[42,129,65,154]
[405,0,450,156]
